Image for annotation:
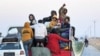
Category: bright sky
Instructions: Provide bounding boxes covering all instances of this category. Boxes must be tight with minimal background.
[0,0,100,37]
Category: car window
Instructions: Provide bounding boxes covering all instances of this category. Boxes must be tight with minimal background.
[0,43,21,50]
[8,28,18,34]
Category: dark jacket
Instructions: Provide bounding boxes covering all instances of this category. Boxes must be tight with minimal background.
[43,16,52,23]
[61,23,70,28]
[30,20,36,26]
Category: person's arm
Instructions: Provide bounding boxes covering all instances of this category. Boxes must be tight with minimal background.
[30,25,35,38]
[57,35,70,42]
[31,29,34,38]
[44,26,48,36]
[49,21,53,28]
[59,4,66,16]
[67,23,70,28]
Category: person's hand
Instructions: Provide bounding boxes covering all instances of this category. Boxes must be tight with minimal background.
[63,3,66,7]
[68,40,72,42]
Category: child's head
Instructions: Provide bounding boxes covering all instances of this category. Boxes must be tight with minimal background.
[64,16,70,23]
[52,15,58,21]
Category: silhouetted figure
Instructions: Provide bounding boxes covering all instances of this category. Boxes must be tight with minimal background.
[84,38,88,47]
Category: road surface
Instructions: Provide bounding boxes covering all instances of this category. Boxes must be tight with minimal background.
[82,45,100,56]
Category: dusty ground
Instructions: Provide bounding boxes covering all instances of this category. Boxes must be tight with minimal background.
[89,37,100,50]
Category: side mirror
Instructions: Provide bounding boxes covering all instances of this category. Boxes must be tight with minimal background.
[8,28,18,34]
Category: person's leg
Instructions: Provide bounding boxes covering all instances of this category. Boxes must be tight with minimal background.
[35,39,40,47]
[40,38,45,47]
[23,39,33,56]
[31,38,36,47]
[37,42,40,47]
[40,42,44,47]
[28,39,33,48]
[60,32,69,48]
[23,42,29,56]
[44,37,47,47]
[61,32,69,38]
[28,39,33,56]
[60,41,67,48]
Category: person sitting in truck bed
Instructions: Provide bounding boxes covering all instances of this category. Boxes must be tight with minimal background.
[46,28,71,55]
